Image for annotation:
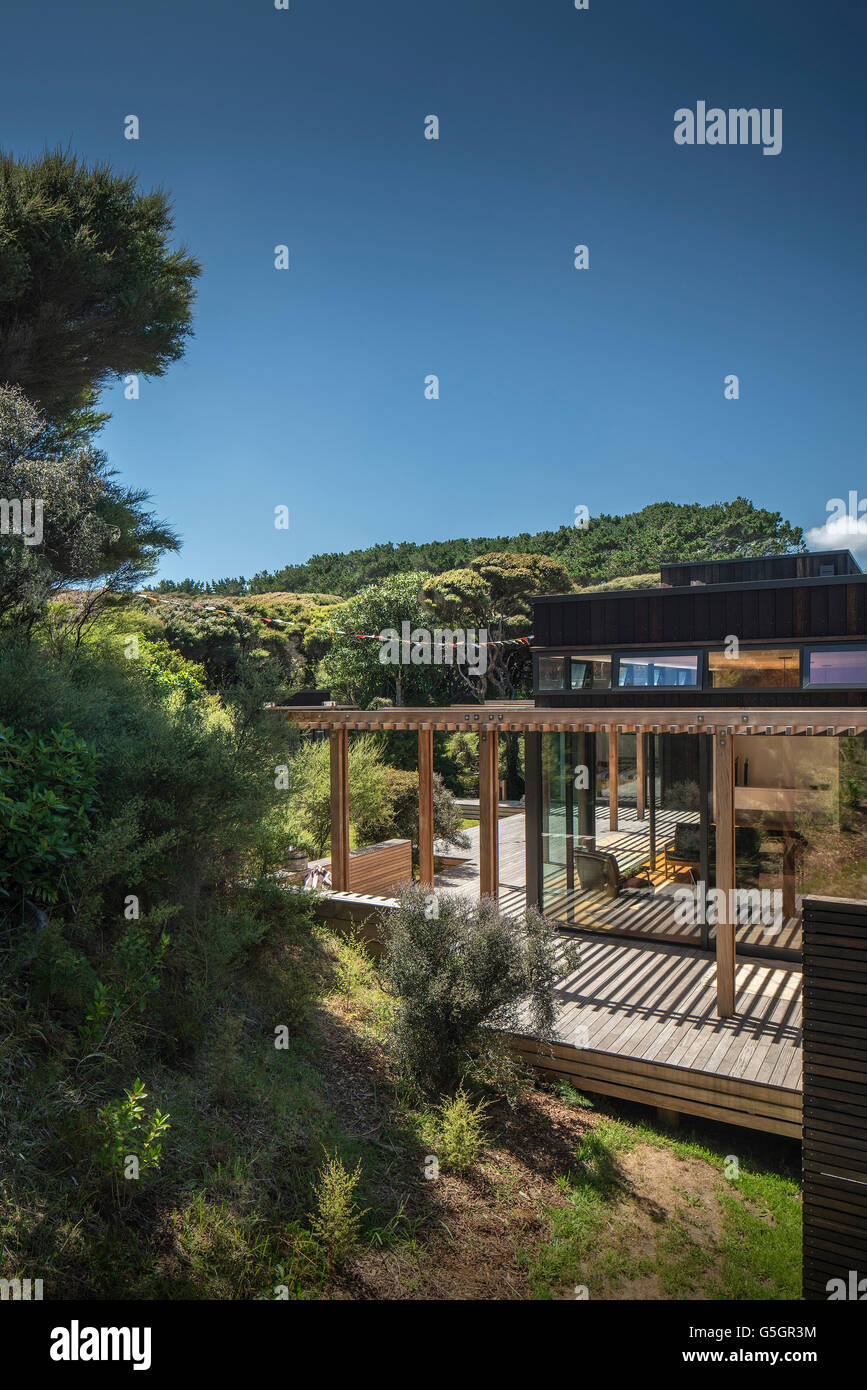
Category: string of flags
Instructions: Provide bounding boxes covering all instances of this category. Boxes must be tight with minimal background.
[138,594,533,645]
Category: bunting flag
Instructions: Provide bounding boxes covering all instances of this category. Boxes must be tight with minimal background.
[136,594,533,644]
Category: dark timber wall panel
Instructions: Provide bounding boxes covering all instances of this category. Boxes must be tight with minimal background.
[659,552,860,585]
[802,896,867,1301]
[533,575,867,707]
[534,575,867,649]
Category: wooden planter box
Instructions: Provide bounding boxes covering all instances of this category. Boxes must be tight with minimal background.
[317,838,412,897]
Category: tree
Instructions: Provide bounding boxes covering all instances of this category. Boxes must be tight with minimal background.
[285,735,395,857]
[423,553,572,795]
[181,497,803,598]
[354,766,469,862]
[321,573,447,708]
[564,499,803,584]
[0,148,201,428]
[0,385,178,623]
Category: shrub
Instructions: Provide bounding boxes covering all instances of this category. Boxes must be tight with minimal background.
[358,766,469,860]
[437,1088,488,1175]
[464,1032,533,1109]
[159,607,259,686]
[380,883,579,1095]
[94,1078,170,1202]
[309,1153,367,1267]
[0,722,99,915]
[286,733,394,855]
[81,921,172,1049]
[137,636,206,703]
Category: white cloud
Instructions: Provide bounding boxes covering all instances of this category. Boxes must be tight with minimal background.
[805,514,867,558]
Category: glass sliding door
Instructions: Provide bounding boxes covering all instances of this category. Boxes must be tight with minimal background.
[538,729,713,943]
[729,732,867,956]
[540,732,595,924]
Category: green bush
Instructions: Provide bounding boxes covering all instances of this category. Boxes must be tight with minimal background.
[380,883,579,1095]
[437,1088,488,1175]
[285,733,395,856]
[93,1078,170,1202]
[354,765,469,859]
[309,1153,367,1267]
[137,636,206,703]
[0,630,316,1058]
[0,722,99,914]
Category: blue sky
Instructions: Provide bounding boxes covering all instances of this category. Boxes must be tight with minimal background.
[2,0,866,582]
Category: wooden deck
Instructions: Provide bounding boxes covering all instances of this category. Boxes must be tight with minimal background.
[437,813,803,1136]
[508,933,803,1138]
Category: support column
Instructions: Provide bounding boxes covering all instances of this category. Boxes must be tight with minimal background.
[329,727,350,892]
[609,727,619,831]
[418,726,434,888]
[636,733,646,820]
[714,730,736,1018]
[698,733,711,951]
[524,732,541,911]
[648,732,657,871]
[479,727,500,901]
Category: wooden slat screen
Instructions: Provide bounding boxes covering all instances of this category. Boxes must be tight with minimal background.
[802,895,867,1300]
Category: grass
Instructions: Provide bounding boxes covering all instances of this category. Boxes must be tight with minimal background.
[3,911,802,1301]
[526,1117,801,1301]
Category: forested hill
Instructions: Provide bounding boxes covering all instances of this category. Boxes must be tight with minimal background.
[154,498,804,599]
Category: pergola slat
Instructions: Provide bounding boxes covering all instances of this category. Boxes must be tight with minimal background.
[282,705,867,735]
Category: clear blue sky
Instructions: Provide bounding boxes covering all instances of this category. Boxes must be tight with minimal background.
[2,0,866,582]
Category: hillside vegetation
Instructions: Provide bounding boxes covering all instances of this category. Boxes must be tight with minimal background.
[153,498,804,598]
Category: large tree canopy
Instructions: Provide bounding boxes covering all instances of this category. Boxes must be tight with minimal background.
[321,573,442,708]
[0,148,201,425]
[423,552,573,701]
[0,385,178,621]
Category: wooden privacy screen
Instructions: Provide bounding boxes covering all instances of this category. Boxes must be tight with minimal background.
[319,839,413,897]
[802,896,867,1300]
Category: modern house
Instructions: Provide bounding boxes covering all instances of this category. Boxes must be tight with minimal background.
[526,550,867,974]
[279,550,867,1136]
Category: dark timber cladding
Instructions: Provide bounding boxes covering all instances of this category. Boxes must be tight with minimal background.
[535,575,867,648]
[659,550,861,586]
[533,574,867,707]
[802,896,867,1300]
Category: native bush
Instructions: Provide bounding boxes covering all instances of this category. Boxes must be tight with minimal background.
[0,627,315,1062]
[352,765,469,860]
[380,883,578,1095]
[93,1078,171,1203]
[285,733,395,856]
[437,1088,489,1175]
[309,1153,367,1267]
[0,722,99,916]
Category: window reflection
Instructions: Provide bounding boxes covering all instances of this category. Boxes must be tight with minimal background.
[617,653,699,688]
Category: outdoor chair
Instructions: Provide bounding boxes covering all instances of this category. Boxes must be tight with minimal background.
[574,847,652,899]
[665,822,763,882]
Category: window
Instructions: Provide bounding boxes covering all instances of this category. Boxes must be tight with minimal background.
[538,656,565,691]
[805,646,867,688]
[707,648,800,689]
[570,655,612,690]
[617,652,700,688]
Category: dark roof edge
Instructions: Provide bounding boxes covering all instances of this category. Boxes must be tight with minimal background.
[533,572,867,605]
[659,548,861,573]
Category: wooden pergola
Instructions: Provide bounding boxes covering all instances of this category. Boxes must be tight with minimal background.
[279,703,867,1019]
